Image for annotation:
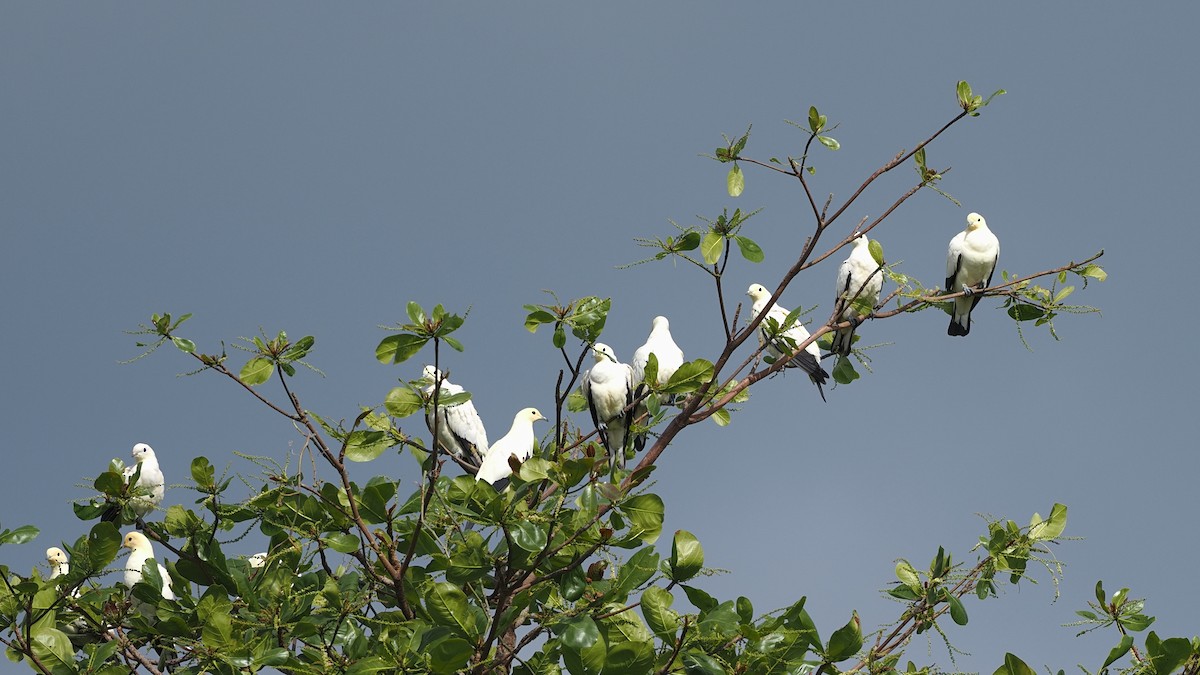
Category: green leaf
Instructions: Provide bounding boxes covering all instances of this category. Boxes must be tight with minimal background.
[406,301,426,326]
[322,532,360,554]
[992,653,1037,675]
[240,357,274,385]
[30,626,74,668]
[617,494,665,544]
[701,232,724,265]
[808,106,823,133]
[516,456,552,482]
[832,356,860,384]
[1102,635,1134,668]
[817,135,840,150]
[171,337,196,353]
[427,636,473,672]
[344,430,390,462]
[375,334,427,365]
[1121,613,1155,632]
[868,239,885,266]
[668,530,704,582]
[1007,304,1045,322]
[676,231,701,251]
[359,480,397,525]
[663,359,714,394]
[191,456,215,487]
[641,586,680,642]
[946,594,968,625]
[727,164,745,197]
[1053,286,1075,303]
[732,128,750,156]
[0,525,39,546]
[1029,503,1067,541]
[1145,632,1191,675]
[682,652,726,675]
[510,521,546,553]
[87,522,121,569]
[427,581,479,638]
[345,657,393,675]
[615,547,660,594]
[553,326,567,349]
[524,309,556,333]
[711,408,731,427]
[957,80,973,107]
[385,386,423,418]
[734,235,764,263]
[736,596,753,623]
[895,560,920,592]
[1077,264,1108,282]
[681,584,717,612]
[560,615,600,652]
[824,612,862,661]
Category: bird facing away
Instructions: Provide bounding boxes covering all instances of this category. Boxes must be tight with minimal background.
[581,343,636,469]
[945,212,1000,336]
[832,235,884,356]
[421,365,489,469]
[122,532,176,600]
[47,547,70,579]
[746,284,829,402]
[475,408,546,486]
[631,316,685,391]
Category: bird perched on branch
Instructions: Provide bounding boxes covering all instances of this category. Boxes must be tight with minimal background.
[630,316,685,451]
[421,365,488,470]
[631,316,684,395]
[832,235,883,356]
[47,547,70,580]
[476,408,545,488]
[102,443,165,524]
[122,532,175,601]
[582,343,636,469]
[747,284,829,402]
[945,212,1000,336]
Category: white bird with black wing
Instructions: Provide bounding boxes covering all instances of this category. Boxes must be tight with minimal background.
[421,366,488,469]
[945,212,1000,336]
[747,284,829,402]
[581,343,636,469]
[832,235,883,356]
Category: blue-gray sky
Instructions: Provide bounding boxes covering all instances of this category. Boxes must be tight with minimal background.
[2,4,1195,671]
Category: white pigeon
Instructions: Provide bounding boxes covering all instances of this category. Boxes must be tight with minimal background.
[945,212,1000,336]
[46,548,89,635]
[475,408,546,486]
[47,547,70,580]
[122,532,176,601]
[581,343,637,469]
[631,316,685,391]
[421,366,489,468]
[746,284,829,402]
[103,443,165,523]
[832,235,884,356]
